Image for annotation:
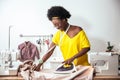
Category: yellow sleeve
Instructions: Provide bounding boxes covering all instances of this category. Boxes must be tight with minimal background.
[80,30,90,48]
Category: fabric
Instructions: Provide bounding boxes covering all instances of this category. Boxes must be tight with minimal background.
[17,60,46,80]
[52,30,90,66]
[37,65,94,80]
[18,61,93,80]
[18,41,40,62]
[73,66,94,80]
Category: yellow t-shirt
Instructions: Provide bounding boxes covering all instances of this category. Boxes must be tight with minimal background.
[52,30,90,66]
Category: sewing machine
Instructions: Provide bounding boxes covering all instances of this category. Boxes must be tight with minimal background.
[89,52,119,75]
[0,50,20,75]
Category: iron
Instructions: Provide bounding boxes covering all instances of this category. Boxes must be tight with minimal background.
[54,63,76,74]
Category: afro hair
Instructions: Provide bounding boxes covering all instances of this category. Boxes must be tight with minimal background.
[47,6,71,20]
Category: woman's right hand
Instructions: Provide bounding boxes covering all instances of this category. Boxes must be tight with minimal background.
[32,63,42,71]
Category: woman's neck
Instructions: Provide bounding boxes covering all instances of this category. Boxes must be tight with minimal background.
[64,23,70,31]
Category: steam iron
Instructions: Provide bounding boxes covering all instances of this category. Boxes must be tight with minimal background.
[54,63,76,74]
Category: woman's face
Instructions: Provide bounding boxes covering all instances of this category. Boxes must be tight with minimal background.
[51,17,66,31]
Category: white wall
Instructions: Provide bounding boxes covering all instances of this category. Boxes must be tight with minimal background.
[0,0,120,52]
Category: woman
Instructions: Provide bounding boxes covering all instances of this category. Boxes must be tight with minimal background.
[34,6,90,71]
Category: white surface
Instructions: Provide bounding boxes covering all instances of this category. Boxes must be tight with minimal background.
[0,66,9,75]
[0,0,120,52]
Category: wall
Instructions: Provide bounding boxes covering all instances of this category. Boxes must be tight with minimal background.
[0,0,120,52]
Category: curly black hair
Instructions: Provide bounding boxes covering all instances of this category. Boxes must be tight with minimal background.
[47,6,71,21]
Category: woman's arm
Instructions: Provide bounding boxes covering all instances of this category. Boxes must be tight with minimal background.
[62,47,90,64]
[33,42,56,71]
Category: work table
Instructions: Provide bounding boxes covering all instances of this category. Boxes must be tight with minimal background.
[0,68,120,80]
[0,75,120,80]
